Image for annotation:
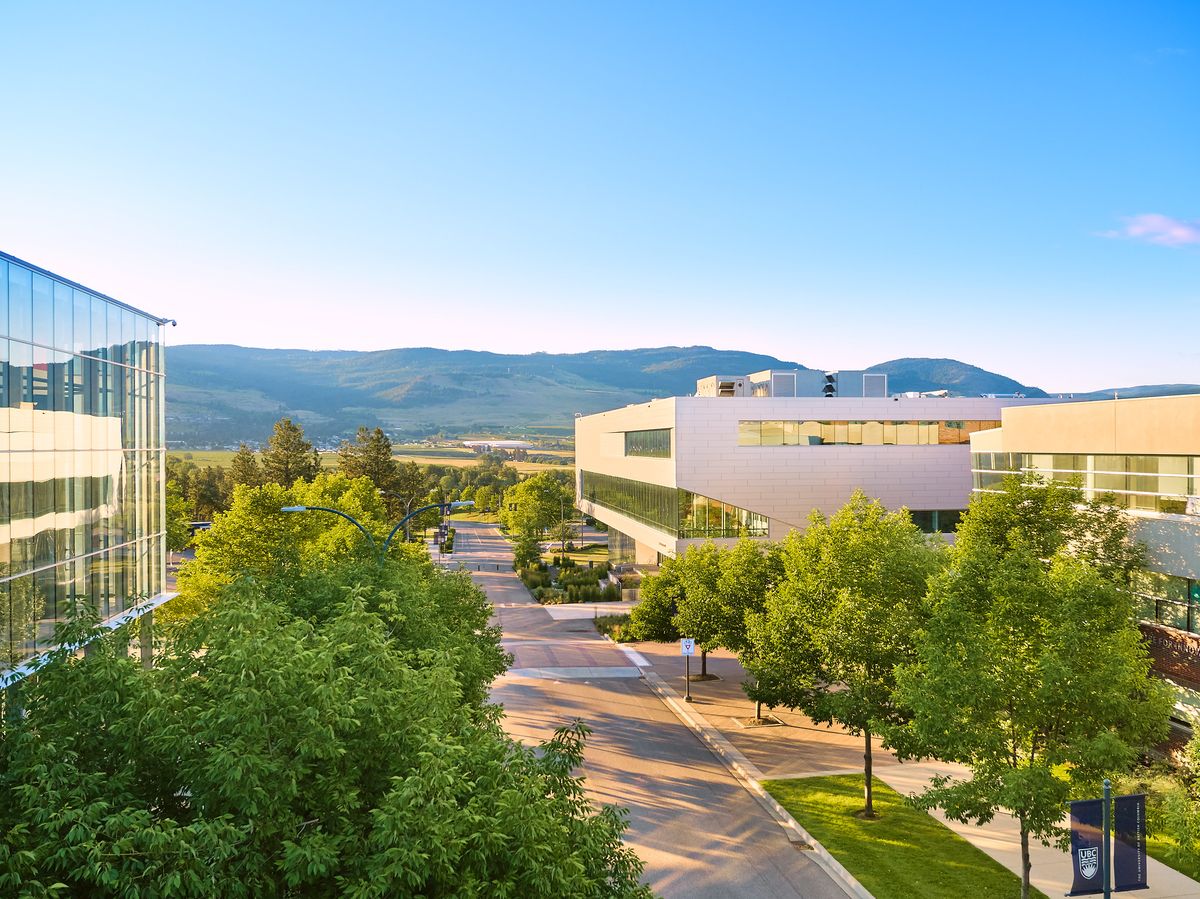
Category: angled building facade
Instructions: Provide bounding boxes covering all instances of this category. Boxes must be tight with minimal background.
[0,251,171,686]
[576,370,1055,564]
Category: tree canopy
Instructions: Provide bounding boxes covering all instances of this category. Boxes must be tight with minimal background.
[500,472,574,536]
[746,492,945,814]
[0,472,652,897]
[261,417,321,486]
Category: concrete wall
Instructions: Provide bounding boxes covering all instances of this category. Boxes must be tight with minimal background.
[1132,512,1200,580]
[997,394,1200,455]
[574,398,678,487]
[673,396,1042,533]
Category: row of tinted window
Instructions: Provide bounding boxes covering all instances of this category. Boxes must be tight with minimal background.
[580,470,767,538]
[972,453,1200,514]
[738,420,1000,446]
[1,258,163,372]
[908,509,965,534]
[624,428,672,458]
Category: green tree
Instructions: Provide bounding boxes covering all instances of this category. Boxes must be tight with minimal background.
[715,539,782,718]
[512,533,543,570]
[228,442,263,489]
[673,542,723,677]
[391,458,429,516]
[893,475,1173,899]
[0,582,651,896]
[165,479,192,551]
[747,492,944,815]
[501,473,573,536]
[261,417,321,486]
[549,520,578,553]
[628,555,684,642]
[187,465,230,520]
[1163,730,1200,862]
[338,427,401,504]
[475,484,498,512]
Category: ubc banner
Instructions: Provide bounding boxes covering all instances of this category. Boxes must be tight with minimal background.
[1068,799,1104,896]
[1113,794,1148,892]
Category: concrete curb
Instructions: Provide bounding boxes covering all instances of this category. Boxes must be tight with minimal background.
[642,670,875,899]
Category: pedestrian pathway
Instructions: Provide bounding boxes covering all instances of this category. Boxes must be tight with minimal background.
[453,520,847,899]
[625,640,1200,899]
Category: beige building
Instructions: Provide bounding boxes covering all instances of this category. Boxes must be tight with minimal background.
[575,371,1055,564]
[970,394,1200,717]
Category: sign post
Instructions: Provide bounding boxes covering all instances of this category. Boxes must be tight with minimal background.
[1068,783,1148,896]
[680,638,695,702]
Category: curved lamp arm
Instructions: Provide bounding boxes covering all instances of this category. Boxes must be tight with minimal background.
[280,505,379,561]
[381,500,475,557]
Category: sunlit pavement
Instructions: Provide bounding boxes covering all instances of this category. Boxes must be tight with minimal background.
[450,521,845,899]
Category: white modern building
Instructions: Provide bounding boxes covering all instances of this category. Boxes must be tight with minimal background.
[970,394,1200,718]
[576,369,1055,565]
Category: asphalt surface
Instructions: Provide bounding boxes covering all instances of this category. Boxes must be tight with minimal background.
[450,521,845,899]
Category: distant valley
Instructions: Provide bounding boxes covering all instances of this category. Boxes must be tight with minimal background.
[165,344,1199,446]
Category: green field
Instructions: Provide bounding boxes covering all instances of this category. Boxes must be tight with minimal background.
[763,775,1049,899]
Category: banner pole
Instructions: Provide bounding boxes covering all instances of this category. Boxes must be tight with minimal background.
[1102,778,1112,899]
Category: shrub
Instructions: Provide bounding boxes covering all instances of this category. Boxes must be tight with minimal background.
[601,583,621,602]
[519,568,551,590]
[594,613,633,641]
[534,587,568,604]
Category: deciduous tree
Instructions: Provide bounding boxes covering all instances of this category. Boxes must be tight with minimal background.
[894,474,1172,899]
[747,491,945,816]
[165,479,191,551]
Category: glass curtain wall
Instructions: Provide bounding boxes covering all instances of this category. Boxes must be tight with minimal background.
[0,254,166,669]
[623,428,671,458]
[580,470,768,539]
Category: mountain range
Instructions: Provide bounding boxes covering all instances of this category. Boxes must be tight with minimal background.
[164,344,1199,446]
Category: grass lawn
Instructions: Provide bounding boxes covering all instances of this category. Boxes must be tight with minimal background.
[1148,833,1200,882]
[541,542,609,564]
[764,775,1049,899]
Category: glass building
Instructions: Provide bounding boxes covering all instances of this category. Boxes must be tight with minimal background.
[0,251,169,680]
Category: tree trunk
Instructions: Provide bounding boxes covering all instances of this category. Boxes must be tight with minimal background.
[755,698,762,720]
[863,729,875,817]
[700,649,708,676]
[1019,819,1031,899]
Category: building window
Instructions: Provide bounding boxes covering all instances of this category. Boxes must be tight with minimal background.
[908,510,965,534]
[580,470,767,539]
[1132,571,1200,634]
[624,428,672,458]
[971,452,1200,515]
[739,420,1000,446]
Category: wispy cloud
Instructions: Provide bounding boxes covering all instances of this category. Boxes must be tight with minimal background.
[1104,213,1200,248]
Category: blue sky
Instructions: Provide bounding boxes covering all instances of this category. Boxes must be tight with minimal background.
[1,1,1196,391]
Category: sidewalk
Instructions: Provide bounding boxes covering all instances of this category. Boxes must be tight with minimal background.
[625,640,1200,899]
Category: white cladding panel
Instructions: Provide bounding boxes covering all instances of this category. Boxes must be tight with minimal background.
[574,398,678,487]
[674,397,996,531]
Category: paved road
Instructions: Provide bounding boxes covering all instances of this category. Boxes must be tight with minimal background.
[450,521,844,899]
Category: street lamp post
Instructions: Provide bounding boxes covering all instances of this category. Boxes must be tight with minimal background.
[560,496,567,558]
[280,500,474,565]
